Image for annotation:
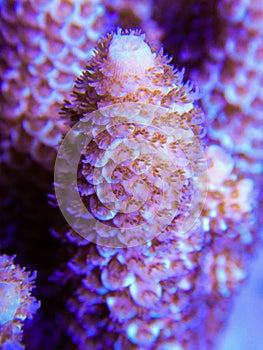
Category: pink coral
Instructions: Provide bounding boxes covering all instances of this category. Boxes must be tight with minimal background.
[190,0,263,180]
[0,254,40,349]
[55,29,207,248]
[52,28,258,349]
[0,1,261,349]
[0,0,160,171]
[0,0,115,169]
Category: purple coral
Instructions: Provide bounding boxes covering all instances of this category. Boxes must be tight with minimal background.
[189,0,263,180]
[0,254,40,349]
[0,1,262,349]
[0,0,160,171]
[55,29,207,247]
[51,28,258,349]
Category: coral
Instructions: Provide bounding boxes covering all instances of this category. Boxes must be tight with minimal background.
[53,29,258,349]
[201,146,256,294]
[0,0,115,169]
[152,0,263,188]
[0,254,40,350]
[0,0,160,171]
[58,28,206,247]
[58,146,256,349]
[0,1,262,348]
[189,0,263,181]
[62,28,201,115]
[0,184,75,350]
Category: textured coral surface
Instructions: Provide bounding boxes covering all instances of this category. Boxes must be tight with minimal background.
[189,0,263,180]
[0,0,160,170]
[0,254,40,349]
[57,29,206,247]
[53,29,259,349]
[0,0,115,169]
[0,1,262,349]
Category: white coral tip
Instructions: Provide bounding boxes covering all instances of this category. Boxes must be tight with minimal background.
[109,32,155,78]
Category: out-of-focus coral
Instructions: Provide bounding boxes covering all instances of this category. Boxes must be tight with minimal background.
[201,145,256,295]
[154,0,263,243]
[52,29,258,349]
[0,0,114,170]
[0,0,160,171]
[105,0,163,45]
[0,184,75,350]
[153,0,263,184]
[189,0,263,182]
[0,254,40,350]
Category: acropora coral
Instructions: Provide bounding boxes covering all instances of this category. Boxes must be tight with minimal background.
[0,0,160,170]
[189,0,263,181]
[152,0,263,183]
[0,2,262,350]
[53,29,258,349]
[0,254,40,350]
[56,28,207,245]
[1,0,112,169]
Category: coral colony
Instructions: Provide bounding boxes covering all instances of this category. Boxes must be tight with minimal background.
[0,254,40,350]
[0,0,159,170]
[0,1,262,350]
[190,0,263,181]
[53,28,257,350]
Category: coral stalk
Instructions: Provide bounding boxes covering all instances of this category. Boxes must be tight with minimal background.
[53,28,257,349]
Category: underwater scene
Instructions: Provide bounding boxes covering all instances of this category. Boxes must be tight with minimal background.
[0,1,262,349]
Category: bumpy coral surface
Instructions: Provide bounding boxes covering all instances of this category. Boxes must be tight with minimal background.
[153,0,263,186]
[57,29,206,246]
[0,0,160,171]
[0,0,261,348]
[0,254,40,349]
[190,0,263,180]
[0,0,116,169]
[53,29,258,349]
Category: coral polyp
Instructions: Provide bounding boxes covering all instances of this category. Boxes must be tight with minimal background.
[51,28,258,349]
[56,29,207,248]
[0,0,160,171]
[0,254,40,349]
[0,0,261,347]
[0,0,115,169]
